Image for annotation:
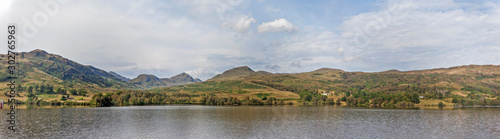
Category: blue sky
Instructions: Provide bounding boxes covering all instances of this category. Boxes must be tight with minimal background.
[1,0,500,80]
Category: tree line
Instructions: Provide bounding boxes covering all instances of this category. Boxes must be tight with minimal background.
[90,90,294,107]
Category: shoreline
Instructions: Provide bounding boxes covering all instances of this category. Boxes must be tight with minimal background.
[2,103,499,110]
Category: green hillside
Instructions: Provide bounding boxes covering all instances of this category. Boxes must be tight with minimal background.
[0,50,202,103]
[1,49,499,107]
[106,65,500,107]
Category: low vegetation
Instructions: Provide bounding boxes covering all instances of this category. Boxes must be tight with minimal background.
[2,50,500,108]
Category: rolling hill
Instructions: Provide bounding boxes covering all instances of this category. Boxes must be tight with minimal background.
[129,73,202,89]
[210,66,273,80]
[0,49,204,101]
[1,49,499,106]
[0,49,129,89]
[153,64,500,106]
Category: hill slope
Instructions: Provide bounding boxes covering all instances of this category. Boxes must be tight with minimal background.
[109,71,131,82]
[128,74,166,88]
[0,49,205,95]
[0,49,129,89]
[1,49,499,106]
[210,66,272,80]
[129,72,202,89]
[154,65,500,106]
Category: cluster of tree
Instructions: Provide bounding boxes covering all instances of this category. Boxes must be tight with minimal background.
[345,96,368,106]
[251,80,328,105]
[252,79,458,107]
[90,90,294,107]
[451,97,500,106]
[317,72,499,98]
[26,85,88,96]
[326,98,342,105]
[337,89,500,107]
[25,85,88,101]
[199,96,242,105]
[340,91,421,107]
[27,84,56,95]
[21,98,89,106]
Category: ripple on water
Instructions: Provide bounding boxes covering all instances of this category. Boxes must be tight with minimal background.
[0,106,499,138]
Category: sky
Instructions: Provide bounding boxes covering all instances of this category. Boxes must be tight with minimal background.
[1,0,500,80]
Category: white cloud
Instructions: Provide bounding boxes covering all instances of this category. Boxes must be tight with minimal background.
[338,0,500,71]
[185,68,221,80]
[223,15,256,33]
[0,0,244,78]
[2,0,499,79]
[258,18,297,33]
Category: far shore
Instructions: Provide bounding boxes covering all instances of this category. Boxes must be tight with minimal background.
[2,103,498,110]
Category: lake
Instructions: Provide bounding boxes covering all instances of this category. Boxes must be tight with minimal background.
[1,105,499,138]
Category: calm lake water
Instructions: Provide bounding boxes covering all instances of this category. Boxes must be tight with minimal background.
[1,105,499,138]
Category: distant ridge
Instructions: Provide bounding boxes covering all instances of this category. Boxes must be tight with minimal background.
[405,65,500,75]
[256,71,273,75]
[167,73,202,83]
[312,68,344,73]
[2,49,500,93]
[375,65,500,75]
[128,72,202,89]
[205,64,500,82]
[128,74,166,88]
[210,66,272,80]
[0,49,204,90]
[379,69,402,74]
[10,49,127,87]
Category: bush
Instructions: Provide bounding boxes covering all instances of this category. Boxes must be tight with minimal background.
[438,102,445,107]
[326,98,335,105]
[78,89,87,96]
[341,96,347,101]
[69,89,78,95]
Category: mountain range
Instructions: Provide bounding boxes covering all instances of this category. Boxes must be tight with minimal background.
[1,49,499,106]
[128,73,202,89]
[0,49,202,91]
[153,64,499,106]
[209,66,272,81]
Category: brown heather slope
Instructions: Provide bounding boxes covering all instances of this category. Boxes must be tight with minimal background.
[401,65,500,75]
[154,64,499,106]
[1,49,499,105]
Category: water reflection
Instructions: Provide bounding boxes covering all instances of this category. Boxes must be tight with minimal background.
[0,105,499,138]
